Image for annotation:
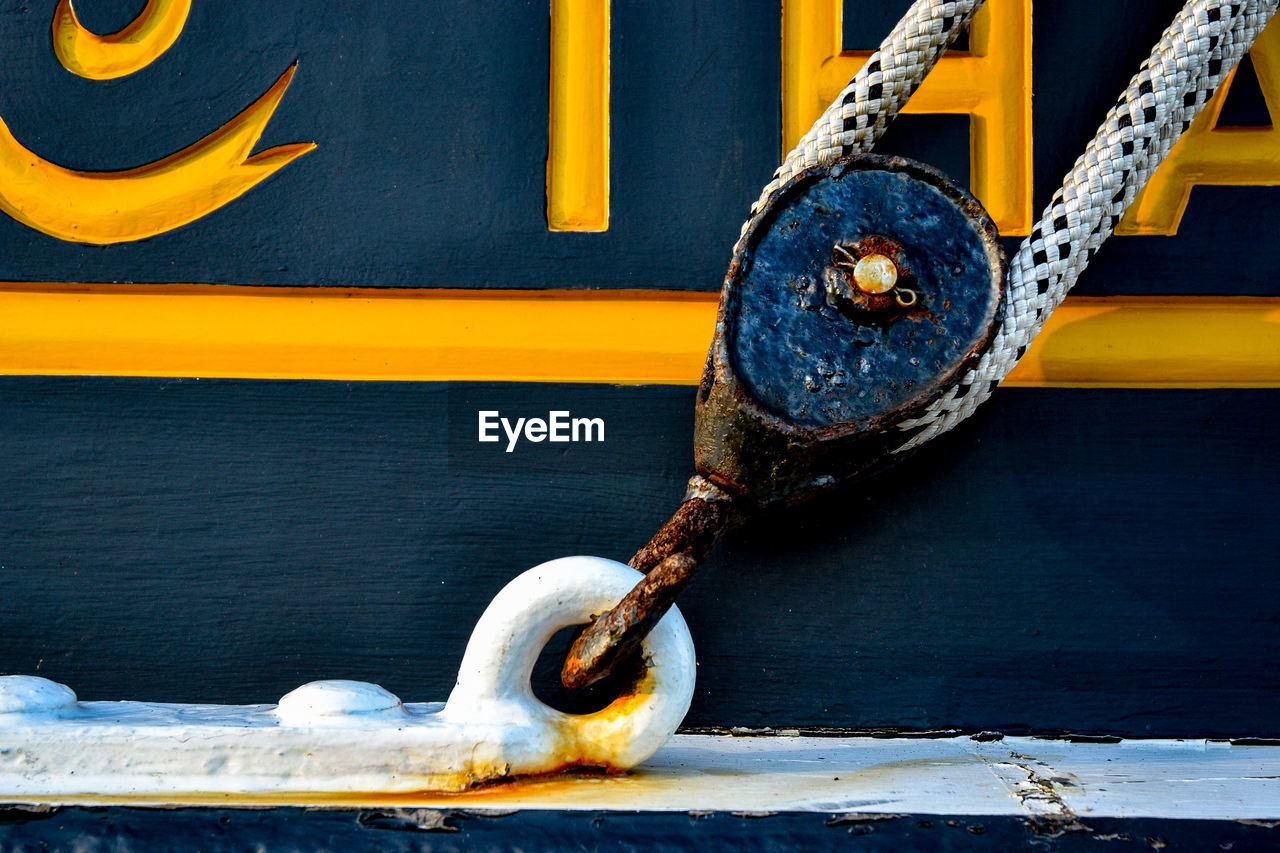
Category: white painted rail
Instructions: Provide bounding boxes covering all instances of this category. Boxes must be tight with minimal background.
[0,557,696,798]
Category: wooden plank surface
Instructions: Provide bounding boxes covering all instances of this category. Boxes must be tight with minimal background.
[3,807,1278,851]
[1,378,1276,737]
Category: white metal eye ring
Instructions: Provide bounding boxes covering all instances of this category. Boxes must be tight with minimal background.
[445,555,697,773]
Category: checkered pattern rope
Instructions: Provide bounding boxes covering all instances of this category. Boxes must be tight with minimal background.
[738,0,983,254]
[745,0,1277,451]
[896,0,1278,450]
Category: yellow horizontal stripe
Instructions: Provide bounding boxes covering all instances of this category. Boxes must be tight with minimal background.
[1005,296,1280,388]
[0,286,1275,387]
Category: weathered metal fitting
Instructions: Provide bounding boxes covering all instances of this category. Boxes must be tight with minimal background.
[0,557,696,798]
[561,490,741,689]
[560,552,700,691]
[695,154,1006,509]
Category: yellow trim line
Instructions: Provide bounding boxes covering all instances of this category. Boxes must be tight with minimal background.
[0,286,1276,387]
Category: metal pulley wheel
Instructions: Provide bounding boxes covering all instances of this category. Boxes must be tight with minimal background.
[697,154,1006,508]
[563,154,1005,687]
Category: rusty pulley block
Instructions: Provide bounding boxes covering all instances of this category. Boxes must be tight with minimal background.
[563,154,1006,689]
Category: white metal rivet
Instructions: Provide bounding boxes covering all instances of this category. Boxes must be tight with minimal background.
[0,676,77,718]
[275,680,406,726]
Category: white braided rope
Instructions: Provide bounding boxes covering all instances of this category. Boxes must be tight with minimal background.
[1063,5,1266,316]
[737,0,983,253]
[893,0,1279,450]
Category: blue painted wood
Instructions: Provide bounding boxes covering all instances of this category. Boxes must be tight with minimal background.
[0,0,1272,294]
[0,378,1276,737]
[2,806,1278,851]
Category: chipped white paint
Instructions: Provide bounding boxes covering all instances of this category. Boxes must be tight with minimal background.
[4,728,1276,817]
[449,734,1274,820]
[0,556,696,799]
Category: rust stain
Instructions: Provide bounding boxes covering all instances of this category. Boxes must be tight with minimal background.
[5,770,638,809]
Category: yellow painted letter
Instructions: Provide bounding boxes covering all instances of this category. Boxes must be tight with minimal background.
[1117,17,1280,235]
[0,67,314,245]
[547,0,610,231]
[53,0,192,80]
[782,0,1032,235]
